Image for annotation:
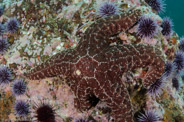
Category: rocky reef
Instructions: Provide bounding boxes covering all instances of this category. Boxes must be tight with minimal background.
[0,0,184,121]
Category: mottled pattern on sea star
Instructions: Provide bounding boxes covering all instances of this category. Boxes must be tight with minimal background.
[25,9,165,122]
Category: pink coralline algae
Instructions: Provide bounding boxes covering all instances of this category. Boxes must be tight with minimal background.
[25,9,165,121]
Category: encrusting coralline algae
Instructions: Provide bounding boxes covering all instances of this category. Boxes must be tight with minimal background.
[0,0,184,121]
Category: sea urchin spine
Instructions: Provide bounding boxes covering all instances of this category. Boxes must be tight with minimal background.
[0,23,5,35]
[0,66,13,84]
[0,38,9,54]
[172,77,180,91]
[146,0,165,13]
[137,110,160,122]
[6,18,19,34]
[12,78,27,96]
[14,100,29,117]
[173,51,184,73]
[33,101,57,122]
[161,17,173,37]
[97,2,118,17]
[163,61,175,78]
[178,37,184,52]
[148,78,164,97]
[137,17,158,39]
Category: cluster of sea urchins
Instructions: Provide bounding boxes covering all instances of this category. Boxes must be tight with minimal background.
[0,6,19,54]
[136,0,177,99]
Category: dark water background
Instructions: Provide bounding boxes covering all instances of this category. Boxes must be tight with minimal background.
[160,0,184,37]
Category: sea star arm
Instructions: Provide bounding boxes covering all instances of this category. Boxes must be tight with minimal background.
[25,49,78,80]
[94,44,165,89]
[122,43,165,88]
[92,44,165,121]
[94,75,133,122]
[76,8,143,56]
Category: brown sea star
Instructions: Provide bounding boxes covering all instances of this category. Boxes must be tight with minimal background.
[25,9,165,121]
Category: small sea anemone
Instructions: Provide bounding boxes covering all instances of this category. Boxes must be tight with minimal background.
[163,62,175,78]
[74,118,88,122]
[137,17,158,39]
[0,66,13,84]
[14,100,29,117]
[148,79,164,97]
[178,37,184,52]
[12,79,27,96]
[0,6,4,17]
[33,101,57,122]
[0,38,9,54]
[97,2,118,17]
[0,23,5,35]
[137,110,160,122]
[173,52,184,73]
[146,0,165,13]
[172,77,180,90]
[6,18,19,34]
[161,17,173,37]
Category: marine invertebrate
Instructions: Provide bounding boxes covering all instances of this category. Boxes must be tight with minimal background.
[161,17,173,37]
[137,17,158,38]
[148,78,164,97]
[6,18,19,34]
[173,52,184,73]
[163,61,175,78]
[74,118,88,122]
[181,75,184,83]
[0,66,13,84]
[97,2,118,17]
[0,6,4,17]
[0,24,5,35]
[33,102,56,122]
[14,100,29,117]
[12,79,27,96]
[178,37,184,52]
[0,38,9,54]
[145,0,165,13]
[25,9,165,121]
[137,110,160,122]
[172,77,180,90]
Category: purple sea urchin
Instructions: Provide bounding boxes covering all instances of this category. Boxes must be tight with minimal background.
[148,79,164,97]
[146,0,165,13]
[12,79,27,96]
[97,2,118,17]
[34,102,56,122]
[163,62,175,78]
[137,17,158,38]
[137,110,160,122]
[178,37,184,52]
[0,38,9,54]
[0,7,4,17]
[0,24,5,35]
[14,100,29,117]
[173,52,184,73]
[161,17,173,37]
[6,18,19,34]
[74,118,88,122]
[172,77,180,90]
[0,66,13,84]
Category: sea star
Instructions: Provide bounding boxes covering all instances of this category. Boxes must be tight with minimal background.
[25,9,165,121]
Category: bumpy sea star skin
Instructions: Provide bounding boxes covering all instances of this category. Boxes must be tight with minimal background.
[25,9,165,121]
